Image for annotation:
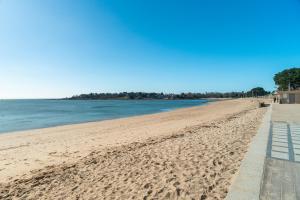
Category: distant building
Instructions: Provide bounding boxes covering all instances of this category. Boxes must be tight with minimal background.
[277,90,300,104]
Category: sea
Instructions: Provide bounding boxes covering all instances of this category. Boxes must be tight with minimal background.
[0,99,209,134]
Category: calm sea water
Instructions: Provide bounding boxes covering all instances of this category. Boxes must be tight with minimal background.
[0,99,208,133]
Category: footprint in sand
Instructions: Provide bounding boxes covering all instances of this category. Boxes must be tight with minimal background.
[49,151,57,155]
[35,159,44,164]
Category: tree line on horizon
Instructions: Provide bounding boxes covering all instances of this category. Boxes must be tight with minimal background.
[66,87,270,100]
[66,67,299,100]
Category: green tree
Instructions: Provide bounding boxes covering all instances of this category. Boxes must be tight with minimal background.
[274,68,300,90]
[248,87,269,97]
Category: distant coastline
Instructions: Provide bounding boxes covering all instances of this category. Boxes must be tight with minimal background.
[65,91,263,100]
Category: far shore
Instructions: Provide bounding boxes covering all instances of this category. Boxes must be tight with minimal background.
[0,98,267,199]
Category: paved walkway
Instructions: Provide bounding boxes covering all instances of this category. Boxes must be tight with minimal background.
[260,104,300,200]
[267,121,300,162]
[226,104,300,200]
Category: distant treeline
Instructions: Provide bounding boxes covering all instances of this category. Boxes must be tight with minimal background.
[66,87,270,100]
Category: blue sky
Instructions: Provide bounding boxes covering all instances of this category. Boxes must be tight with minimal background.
[0,0,300,98]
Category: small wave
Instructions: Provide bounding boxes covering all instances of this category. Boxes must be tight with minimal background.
[160,108,173,112]
[92,106,116,109]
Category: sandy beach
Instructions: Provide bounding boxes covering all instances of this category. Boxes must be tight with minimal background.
[0,99,267,199]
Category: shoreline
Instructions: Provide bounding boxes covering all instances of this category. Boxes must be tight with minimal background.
[0,98,267,199]
[0,100,212,137]
[0,99,210,135]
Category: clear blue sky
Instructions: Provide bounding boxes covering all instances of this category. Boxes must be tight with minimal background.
[0,0,300,98]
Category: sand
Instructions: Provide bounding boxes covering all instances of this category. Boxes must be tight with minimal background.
[0,99,267,199]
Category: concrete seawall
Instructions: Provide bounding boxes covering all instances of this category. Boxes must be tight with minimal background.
[226,105,272,200]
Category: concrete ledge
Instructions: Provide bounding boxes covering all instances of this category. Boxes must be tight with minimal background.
[225,105,272,200]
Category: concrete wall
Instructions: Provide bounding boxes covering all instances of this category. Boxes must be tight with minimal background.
[279,93,300,104]
[279,94,288,104]
[296,94,300,104]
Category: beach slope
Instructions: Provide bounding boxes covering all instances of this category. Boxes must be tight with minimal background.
[0,99,267,199]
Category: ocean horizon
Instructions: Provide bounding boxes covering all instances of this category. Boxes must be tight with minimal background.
[0,99,209,134]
